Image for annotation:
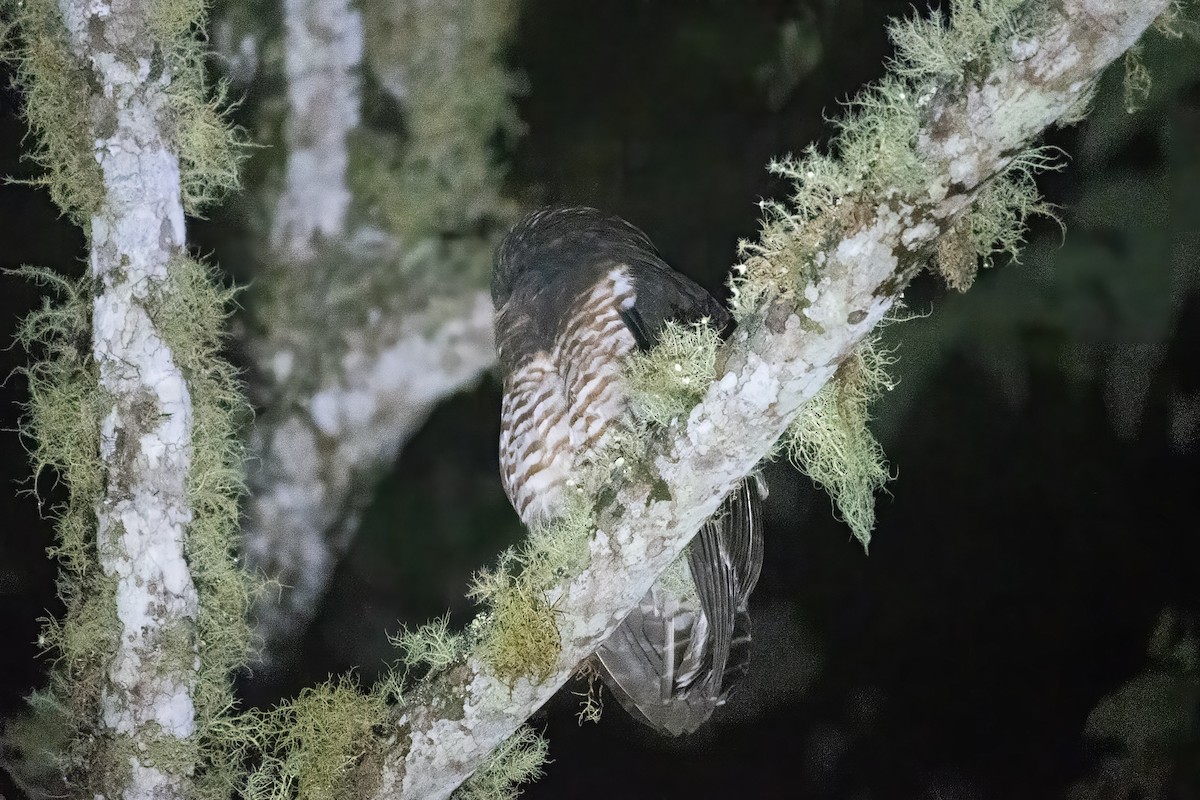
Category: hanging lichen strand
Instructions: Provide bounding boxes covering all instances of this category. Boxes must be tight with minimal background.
[3,0,250,797]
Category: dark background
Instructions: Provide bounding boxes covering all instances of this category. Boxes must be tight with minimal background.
[2,2,1199,798]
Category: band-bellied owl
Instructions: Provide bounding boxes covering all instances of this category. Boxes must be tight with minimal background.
[491,206,763,736]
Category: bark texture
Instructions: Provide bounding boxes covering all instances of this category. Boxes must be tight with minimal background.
[270,0,362,260]
[244,291,495,653]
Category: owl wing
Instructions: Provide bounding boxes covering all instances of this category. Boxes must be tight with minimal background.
[616,256,731,350]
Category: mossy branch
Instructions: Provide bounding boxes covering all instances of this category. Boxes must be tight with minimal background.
[3,1,1172,799]
[352,2,1170,798]
[4,1,250,798]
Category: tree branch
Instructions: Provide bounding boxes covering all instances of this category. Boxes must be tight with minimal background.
[9,0,248,790]
[270,0,361,260]
[241,0,518,663]
[364,1,1169,796]
[243,291,495,655]
[56,1,199,796]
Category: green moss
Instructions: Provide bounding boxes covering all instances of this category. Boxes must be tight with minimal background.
[738,60,935,304]
[835,74,930,195]
[453,725,548,800]
[43,573,120,703]
[624,321,723,428]
[165,55,245,213]
[786,335,895,550]
[1115,0,1200,123]
[107,727,202,783]
[731,151,850,317]
[463,479,605,685]
[520,497,594,593]
[932,215,980,291]
[240,677,390,800]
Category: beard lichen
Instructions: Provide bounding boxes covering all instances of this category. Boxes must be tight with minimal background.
[150,256,255,796]
[1,0,245,223]
[623,320,724,429]
[4,0,251,784]
[727,1,1099,550]
[464,473,600,687]
[389,614,468,675]
[468,550,563,686]
[238,676,390,800]
[731,0,1072,315]
[359,0,524,262]
[7,267,113,786]
[1,0,104,224]
[885,0,1042,85]
[452,724,548,800]
[933,146,1063,290]
[786,334,896,551]
[571,661,606,725]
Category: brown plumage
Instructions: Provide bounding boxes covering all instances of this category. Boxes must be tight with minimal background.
[492,206,763,736]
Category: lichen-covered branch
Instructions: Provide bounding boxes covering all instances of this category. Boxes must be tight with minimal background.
[241,0,365,661]
[242,0,521,662]
[270,0,362,260]
[243,290,496,650]
[360,2,1168,797]
[62,4,197,797]
[6,0,249,797]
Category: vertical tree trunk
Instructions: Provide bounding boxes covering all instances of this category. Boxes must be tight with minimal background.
[59,0,199,795]
[9,0,246,794]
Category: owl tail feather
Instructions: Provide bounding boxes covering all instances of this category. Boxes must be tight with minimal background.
[591,478,764,736]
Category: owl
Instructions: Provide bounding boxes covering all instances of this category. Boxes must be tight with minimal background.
[492,206,762,735]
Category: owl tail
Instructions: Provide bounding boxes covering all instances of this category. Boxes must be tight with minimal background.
[592,477,764,736]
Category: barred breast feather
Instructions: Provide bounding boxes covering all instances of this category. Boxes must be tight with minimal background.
[498,268,637,524]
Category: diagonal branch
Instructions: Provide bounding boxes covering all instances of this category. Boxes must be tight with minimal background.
[243,290,496,657]
[362,1,1170,797]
